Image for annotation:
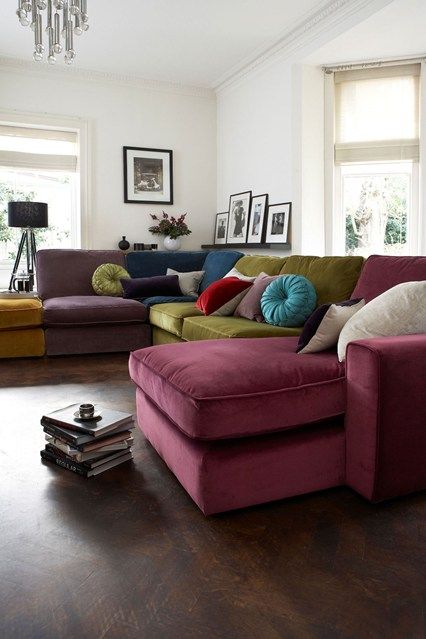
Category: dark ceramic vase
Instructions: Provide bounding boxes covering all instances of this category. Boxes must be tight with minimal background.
[118,236,130,251]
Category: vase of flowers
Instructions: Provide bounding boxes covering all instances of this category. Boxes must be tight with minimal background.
[148,212,191,251]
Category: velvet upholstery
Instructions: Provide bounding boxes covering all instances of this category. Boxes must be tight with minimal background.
[0,298,43,329]
[149,302,202,337]
[181,315,302,341]
[125,251,208,279]
[198,250,243,292]
[152,326,185,345]
[234,255,287,276]
[0,328,45,358]
[43,296,148,326]
[280,255,364,306]
[129,337,345,441]
[351,254,426,302]
[345,335,426,502]
[121,275,181,299]
[37,249,125,300]
[141,295,198,309]
[45,323,151,356]
[136,390,346,515]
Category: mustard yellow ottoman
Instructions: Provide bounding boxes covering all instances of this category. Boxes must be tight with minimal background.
[0,298,45,358]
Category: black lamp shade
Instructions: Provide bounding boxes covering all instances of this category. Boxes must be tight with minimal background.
[8,202,48,229]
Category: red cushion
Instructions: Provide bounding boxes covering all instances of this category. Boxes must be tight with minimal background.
[129,337,345,440]
[195,277,252,315]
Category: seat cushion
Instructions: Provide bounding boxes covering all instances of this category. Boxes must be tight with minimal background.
[149,302,202,337]
[129,337,345,441]
[0,298,42,330]
[43,296,148,327]
[0,328,45,358]
[182,315,302,341]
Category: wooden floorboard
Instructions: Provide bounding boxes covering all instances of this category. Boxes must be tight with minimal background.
[0,354,425,639]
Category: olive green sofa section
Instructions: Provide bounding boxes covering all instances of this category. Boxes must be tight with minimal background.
[149,254,364,345]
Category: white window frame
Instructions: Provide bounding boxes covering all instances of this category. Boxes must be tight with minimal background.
[0,109,91,252]
[324,61,425,256]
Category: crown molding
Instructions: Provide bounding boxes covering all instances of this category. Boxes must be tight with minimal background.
[0,55,215,100]
[214,0,392,92]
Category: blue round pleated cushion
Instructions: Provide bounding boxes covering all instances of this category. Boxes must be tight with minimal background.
[261,275,317,327]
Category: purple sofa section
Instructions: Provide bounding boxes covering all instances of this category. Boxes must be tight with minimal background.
[129,337,345,441]
[43,296,148,326]
[37,249,125,300]
[345,335,426,502]
[45,324,151,356]
[352,254,426,302]
[136,390,346,515]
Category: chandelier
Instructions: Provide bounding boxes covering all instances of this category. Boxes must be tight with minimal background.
[16,0,90,65]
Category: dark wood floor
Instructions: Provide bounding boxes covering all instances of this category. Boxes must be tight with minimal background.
[0,354,425,639]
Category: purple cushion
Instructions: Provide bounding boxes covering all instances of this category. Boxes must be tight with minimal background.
[121,275,181,299]
[37,249,125,300]
[129,337,345,441]
[297,298,363,353]
[352,255,426,303]
[234,272,278,322]
[43,296,148,326]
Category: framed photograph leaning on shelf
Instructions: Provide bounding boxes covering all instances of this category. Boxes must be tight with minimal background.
[265,202,291,243]
[214,212,229,245]
[246,193,268,244]
[226,191,252,244]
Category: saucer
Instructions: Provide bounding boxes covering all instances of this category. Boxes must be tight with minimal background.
[73,410,102,422]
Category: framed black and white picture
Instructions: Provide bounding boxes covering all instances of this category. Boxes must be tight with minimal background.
[247,193,268,244]
[265,202,291,243]
[226,191,252,244]
[214,212,229,245]
[123,146,173,204]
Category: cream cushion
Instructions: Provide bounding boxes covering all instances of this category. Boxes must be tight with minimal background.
[337,281,426,362]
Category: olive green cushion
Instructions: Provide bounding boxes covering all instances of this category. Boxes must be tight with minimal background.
[182,316,302,341]
[152,326,185,345]
[92,263,130,296]
[234,255,287,277]
[280,256,364,306]
[149,302,202,338]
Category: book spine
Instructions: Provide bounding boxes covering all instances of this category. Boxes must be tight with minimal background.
[40,449,89,477]
[42,423,76,445]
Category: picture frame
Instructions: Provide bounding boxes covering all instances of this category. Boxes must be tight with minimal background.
[265,202,291,243]
[226,190,252,244]
[246,193,268,244]
[214,212,229,245]
[123,146,173,204]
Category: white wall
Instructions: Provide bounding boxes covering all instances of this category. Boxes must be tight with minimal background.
[0,65,217,255]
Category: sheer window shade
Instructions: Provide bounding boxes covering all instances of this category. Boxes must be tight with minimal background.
[0,125,77,172]
[334,64,420,164]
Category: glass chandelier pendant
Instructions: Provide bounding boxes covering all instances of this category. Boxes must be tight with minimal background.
[16,0,89,64]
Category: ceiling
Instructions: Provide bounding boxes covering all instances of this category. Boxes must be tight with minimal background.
[0,0,332,87]
[305,0,426,65]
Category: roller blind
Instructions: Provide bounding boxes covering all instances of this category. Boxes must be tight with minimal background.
[334,64,420,164]
[0,124,78,171]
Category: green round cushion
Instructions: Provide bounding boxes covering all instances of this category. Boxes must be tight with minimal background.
[261,275,317,327]
[92,263,130,297]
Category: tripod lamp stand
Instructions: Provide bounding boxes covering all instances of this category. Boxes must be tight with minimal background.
[8,201,48,292]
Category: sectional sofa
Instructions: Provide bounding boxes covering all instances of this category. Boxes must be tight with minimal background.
[128,254,426,514]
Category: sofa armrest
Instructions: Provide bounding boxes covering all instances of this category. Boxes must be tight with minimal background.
[345,334,426,502]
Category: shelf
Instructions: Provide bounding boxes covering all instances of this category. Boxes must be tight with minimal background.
[201,243,291,250]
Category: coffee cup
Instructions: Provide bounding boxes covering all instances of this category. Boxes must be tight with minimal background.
[79,403,95,418]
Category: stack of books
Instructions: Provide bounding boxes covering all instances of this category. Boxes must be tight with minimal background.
[40,404,135,477]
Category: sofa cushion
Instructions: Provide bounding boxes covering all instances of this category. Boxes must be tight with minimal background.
[0,298,43,330]
[351,254,426,303]
[167,268,204,296]
[182,315,302,341]
[196,277,252,316]
[92,263,130,297]
[126,250,208,279]
[234,272,278,322]
[129,337,345,440]
[261,275,317,327]
[234,255,287,277]
[121,275,181,299]
[149,302,202,337]
[43,296,148,327]
[199,250,243,292]
[37,250,125,300]
[142,296,199,309]
[280,256,364,306]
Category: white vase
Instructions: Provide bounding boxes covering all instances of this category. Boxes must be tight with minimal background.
[163,236,181,251]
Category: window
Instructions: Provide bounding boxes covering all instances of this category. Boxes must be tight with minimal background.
[332,64,420,256]
[0,124,80,264]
